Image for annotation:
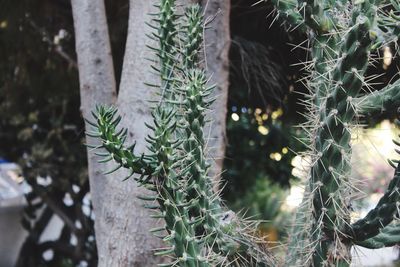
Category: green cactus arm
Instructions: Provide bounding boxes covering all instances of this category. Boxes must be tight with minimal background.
[355,222,400,249]
[147,0,180,100]
[175,8,272,265]
[146,107,209,266]
[348,161,400,242]
[90,26,209,266]
[91,104,209,266]
[312,3,376,231]
[308,2,379,265]
[176,70,271,265]
[267,0,306,32]
[177,8,220,240]
[145,4,216,264]
[86,105,154,180]
[375,2,400,46]
[280,1,381,265]
[356,79,400,116]
[181,5,203,69]
[270,0,399,265]
[168,6,273,265]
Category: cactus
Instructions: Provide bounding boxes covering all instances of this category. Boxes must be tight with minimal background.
[88,1,272,266]
[270,0,400,266]
[86,0,400,266]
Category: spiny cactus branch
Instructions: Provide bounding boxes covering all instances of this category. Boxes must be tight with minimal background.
[356,79,400,116]
[148,106,208,266]
[86,106,154,181]
[149,0,180,100]
[355,222,400,249]
[375,2,400,46]
[270,0,400,265]
[348,138,400,242]
[310,0,376,258]
[182,5,204,69]
[267,0,306,32]
[175,7,273,265]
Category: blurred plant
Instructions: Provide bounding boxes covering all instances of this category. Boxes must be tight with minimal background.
[229,36,287,107]
[226,1,309,212]
[223,108,299,204]
[232,178,290,242]
[0,1,107,266]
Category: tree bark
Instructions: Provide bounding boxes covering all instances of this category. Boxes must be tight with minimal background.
[70,0,118,265]
[106,1,166,266]
[202,0,231,189]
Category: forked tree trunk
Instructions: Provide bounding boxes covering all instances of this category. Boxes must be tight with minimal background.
[72,0,230,266]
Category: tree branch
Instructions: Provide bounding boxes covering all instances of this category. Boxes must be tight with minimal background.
[71,0,117,115]
[201,0,230,188]
[71,0,117,263]
[26,17,78,69]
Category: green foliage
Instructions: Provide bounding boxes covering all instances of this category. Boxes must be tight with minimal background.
[223,109,298,204]
[227,2,308,205]
[233,178,289,239]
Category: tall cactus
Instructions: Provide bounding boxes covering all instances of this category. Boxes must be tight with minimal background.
[86,0,400,266]
[270,0,400,266]
[87,1,271,266]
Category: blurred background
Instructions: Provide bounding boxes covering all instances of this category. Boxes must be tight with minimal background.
[0,0,399,266]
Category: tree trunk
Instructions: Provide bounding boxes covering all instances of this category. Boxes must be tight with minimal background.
[70,0,118,265]
[202,0,231,189]
[106,1,165,266]
[72,0,230,265]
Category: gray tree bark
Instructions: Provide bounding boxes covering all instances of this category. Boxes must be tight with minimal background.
[202,0,231,189]
[72,0,230,266]
[70,0,119,265]
[110,1,165,266]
